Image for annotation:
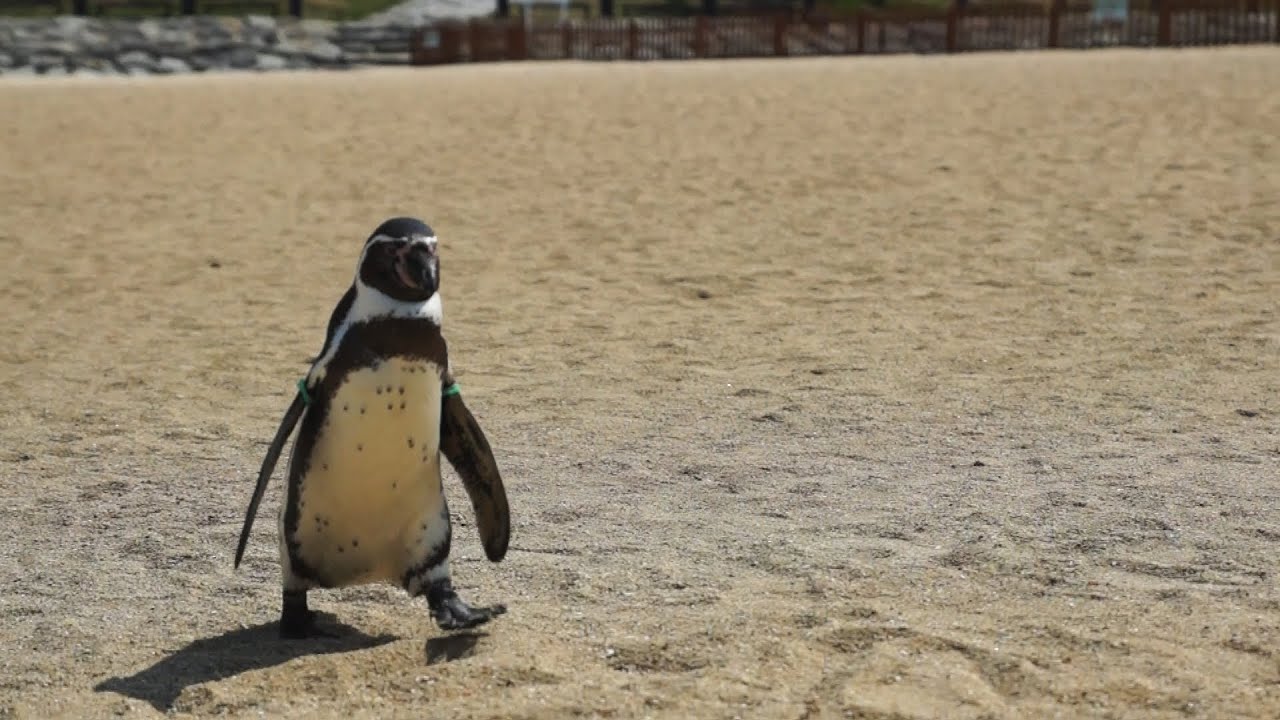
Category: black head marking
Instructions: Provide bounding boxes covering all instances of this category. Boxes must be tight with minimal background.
[368,217,435,244]
[359,216,440,303]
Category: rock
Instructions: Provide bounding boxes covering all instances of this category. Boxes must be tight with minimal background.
[68,56,116,73]
[0,12,481,77]
[30,52,65,72]
[374,40,410,53]
[156,56,191,74]
[117,49,154,72]
[136,19,162,41]
[305,41,343,63]
[77,29,115,53]
[228,46,258,68]
[245,15,277,33]
[255,53,287,71]
[341,41,373,54]
[54,16,90,36]
[299,19,337,36]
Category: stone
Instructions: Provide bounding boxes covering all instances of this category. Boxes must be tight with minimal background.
[30,52,65,71]
[118,50,154,69]
[78,29,114,52]
[136,19,162,41]
[300,19,337,36]
[245,15,277,33]
[54,16,90,36]
[305,41,343,63]
[228,46,258,69]
[0,13,434,77]
[156,56,191,74]
[74,57,116,72]
[255,53,287,71]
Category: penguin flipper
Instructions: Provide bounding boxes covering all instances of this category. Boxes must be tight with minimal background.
[234,391,306,569]
[439,393,510,563]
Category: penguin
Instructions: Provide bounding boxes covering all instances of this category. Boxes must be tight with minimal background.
[233,217,510,639]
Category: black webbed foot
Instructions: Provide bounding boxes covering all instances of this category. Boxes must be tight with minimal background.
[279,589,338,639]
[426,578,507,631]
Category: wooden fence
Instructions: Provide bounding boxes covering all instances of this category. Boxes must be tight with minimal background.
[409,0,1279,63]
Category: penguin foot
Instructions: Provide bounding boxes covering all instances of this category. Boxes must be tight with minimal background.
[279,589,337,639]
[426,578,506,631]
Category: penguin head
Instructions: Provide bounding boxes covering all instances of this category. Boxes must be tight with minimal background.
[357,217,439,303]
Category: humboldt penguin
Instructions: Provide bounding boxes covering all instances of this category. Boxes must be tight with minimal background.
[233,216,510,638]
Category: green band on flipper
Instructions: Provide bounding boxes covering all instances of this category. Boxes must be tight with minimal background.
[443,382,461,397]
[297,378,311,406]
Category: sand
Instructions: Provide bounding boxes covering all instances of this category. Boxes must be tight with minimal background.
[0,47,1278,720]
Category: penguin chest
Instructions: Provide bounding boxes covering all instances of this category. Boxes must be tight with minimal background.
[293,358,446,587]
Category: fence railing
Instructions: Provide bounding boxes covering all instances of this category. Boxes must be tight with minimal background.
[409,0,1279,64]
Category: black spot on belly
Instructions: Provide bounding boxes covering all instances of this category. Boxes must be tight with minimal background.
[337,545,344,553]
[352,538,359,548]
[357,444,363,452]
[343,404,349,412]
[408,437,415,448]
[387,402,393,411]
[400,401,406,410]
[376,387,382,395]
[398,386,405,395]
[360,406,366,415]
[322,463,329,471]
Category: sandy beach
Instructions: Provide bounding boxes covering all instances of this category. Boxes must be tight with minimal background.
[1,48,1278,719]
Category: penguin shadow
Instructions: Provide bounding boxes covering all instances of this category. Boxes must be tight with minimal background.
[93,612,396,712]
[425,630,487,665]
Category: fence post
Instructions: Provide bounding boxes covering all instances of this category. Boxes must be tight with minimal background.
[945,5,959,52]
[773,13,788,56]
[694,16,709,57]
[628,19,639,59]
[562,21,574,58]
[1047,0,1061,48]
[1157,0,1173,46]
[442,23,462,63]
[856,10,866,53]
[467,18,478,61]
[507,21,527,60]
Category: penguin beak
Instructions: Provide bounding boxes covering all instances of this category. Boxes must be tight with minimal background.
[394,241,437,295]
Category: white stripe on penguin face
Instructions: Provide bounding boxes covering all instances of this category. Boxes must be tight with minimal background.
[307,234,443,385]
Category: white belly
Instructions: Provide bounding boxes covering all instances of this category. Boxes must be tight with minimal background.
[293,358,446,587]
